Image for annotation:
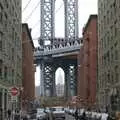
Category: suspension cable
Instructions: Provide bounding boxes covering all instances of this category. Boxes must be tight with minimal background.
[22,0,32,12]
[24,1,41,22]
[31,2,63,30]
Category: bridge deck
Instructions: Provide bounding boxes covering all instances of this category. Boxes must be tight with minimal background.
[34,44,82,57]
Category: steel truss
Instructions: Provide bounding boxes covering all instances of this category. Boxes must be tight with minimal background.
[64,0,78,41]
[40,0,55,45]
[40,0,78,46]
[39,0,78,97]
[43,64,56,96]
[40,62,77,97]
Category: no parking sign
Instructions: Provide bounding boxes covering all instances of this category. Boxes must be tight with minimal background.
[10,87,19,96]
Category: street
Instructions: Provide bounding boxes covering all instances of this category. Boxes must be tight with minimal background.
[65,113,75,120]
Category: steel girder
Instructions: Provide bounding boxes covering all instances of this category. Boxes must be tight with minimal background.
[43,63,56,96]
[40,0,78,46]
[64,0,78,41]
[40,0,55,45]
[39,0,78,96]
[40,61,77,97]
[65,64,77,97]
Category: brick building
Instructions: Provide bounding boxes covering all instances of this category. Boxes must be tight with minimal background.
[22,24,35,111]
[78,15,98,108]
[77,46,84,103]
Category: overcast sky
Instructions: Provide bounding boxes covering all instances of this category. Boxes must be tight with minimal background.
[22,0,98,86]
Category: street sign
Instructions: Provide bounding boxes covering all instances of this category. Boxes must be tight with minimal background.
[10,87,19,96]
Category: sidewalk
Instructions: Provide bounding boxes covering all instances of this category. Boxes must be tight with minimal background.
[4,117,22,120]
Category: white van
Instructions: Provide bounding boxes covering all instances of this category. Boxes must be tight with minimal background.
[36,108,47,120]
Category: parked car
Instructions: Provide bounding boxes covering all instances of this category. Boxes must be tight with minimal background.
[44,107,51,119]
[45,107,51,113]
[51,106,65,119]
[64,107,69,114]
[36,108,47,120]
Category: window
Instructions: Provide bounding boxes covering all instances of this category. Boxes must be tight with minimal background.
[107,73,110,82]
[111,74,113,83]
[0,12,2,22]
[5,13,7,21]
[0,32,3,51]
[0,60,2,77]
[0,4,3,22]
[115,66,119,82]
[111,47,113,61]
[115,49,118,60]
[12,69,14,84]
[106,51,110,63]
[114,21,117,37]
[0,41,2,51]
[4,67,7,79]
[12,48,14,60]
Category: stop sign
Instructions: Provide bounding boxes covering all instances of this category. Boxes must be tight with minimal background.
[10,87,19,96]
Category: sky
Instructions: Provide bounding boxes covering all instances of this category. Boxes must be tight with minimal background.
[22,0,98,86]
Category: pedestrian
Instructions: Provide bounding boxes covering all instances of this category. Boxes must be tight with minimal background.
[7,109,11,120]
[14,109,20,120]
[12,109,15,120]
[0,108,3,120]
[81,112,86,120]
[23,116,28,120]
[75,109,78,120]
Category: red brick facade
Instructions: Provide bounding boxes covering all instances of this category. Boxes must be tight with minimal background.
[78,15,98,108]
[22,24,35,110]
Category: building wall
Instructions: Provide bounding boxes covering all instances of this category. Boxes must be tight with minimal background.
[98,0,120,112]
[78,15,97,108]
[0,0,22,117]
[77,46,84,101]
[22,24,35,110]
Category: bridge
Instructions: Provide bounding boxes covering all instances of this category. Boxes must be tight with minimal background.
[34,38,82,58]
[34,0,81,98]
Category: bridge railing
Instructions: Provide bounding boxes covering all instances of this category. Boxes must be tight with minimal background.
[34,41,82,56]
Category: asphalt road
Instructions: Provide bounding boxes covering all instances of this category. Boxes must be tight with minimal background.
[65,113,75,120]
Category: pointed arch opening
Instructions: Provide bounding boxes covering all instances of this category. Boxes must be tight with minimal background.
[55,67,65,97]
[55,0,65,37]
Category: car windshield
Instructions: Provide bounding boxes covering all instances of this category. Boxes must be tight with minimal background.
[45,108,50,112]
[52,107,64,111]
[37,108,44,113]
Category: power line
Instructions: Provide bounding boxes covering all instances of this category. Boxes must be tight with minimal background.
[22,0,32,12]
[24,1,41,22]
[26,2,63,40]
